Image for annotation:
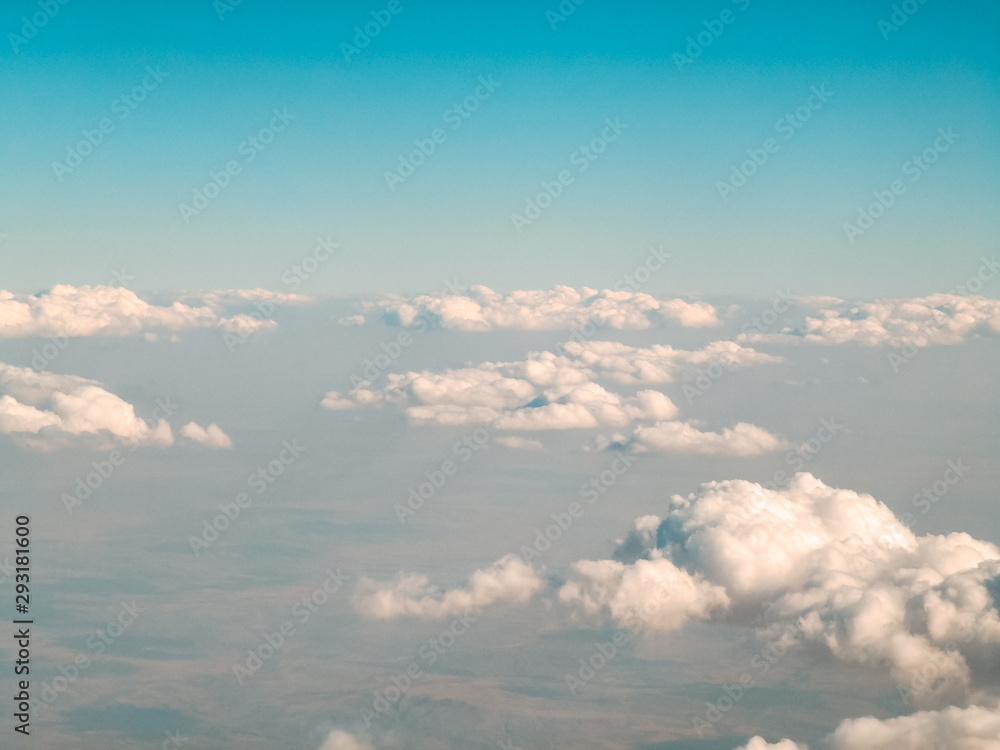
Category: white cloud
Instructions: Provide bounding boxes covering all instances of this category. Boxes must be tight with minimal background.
[559,473,1000,707]
[628,420,787,455]
[317,730,375,750]
[350,285,721,330]
[739,294,1000,347]
[0,285,297,341]
[496,436,544,451]
[734,739,807,750]
[354,554,543,620]
[180,422,233,449]
[830,703,1000,749]
[737,703,1000,750]
[322,341,782,454]
[0,362,174,448]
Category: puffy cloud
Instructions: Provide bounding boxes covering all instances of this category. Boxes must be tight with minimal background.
[354,554,543,620]
[736,704,1000,750]
[830,703,1000,749]
[317,730,375,750]
[496,436,544,451]
[0,362,174,447]
[322,341,782,453]
[559,473,1000,707]
[627,420,787,456]
[739,294,1000,348]
[350,285,721,331]
[734,739,807,750]
[180,422,233,449]
[0,285,296,341]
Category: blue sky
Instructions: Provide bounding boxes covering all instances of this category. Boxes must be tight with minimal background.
[2,0,998,298]
[2,4,1000,749]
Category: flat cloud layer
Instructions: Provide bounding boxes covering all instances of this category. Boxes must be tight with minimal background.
[354,554,543,620]
[739,293,1000,347]
[348,285,722,330]
[0,285,304,340]
[317,730,375,750]
[323,341,785,454]
[560,473,1000,708]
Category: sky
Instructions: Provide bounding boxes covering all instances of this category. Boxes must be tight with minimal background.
[1,0,999,298]
[1,2,1000,750]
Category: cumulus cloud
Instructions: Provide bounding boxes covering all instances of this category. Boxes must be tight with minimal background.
[829,703,1000,749]
[322,341,782,453]
[354,554,543,620]
[736,703,1000,750]
[559,473,1000,707]
[626,420,788,455]
[180,422,233,449]
[0,285,301,341]
[739,293,1000,348]
[0,362,174,448]
[348,285,721,331]
[317,730,375,750]
[734,739,806,750]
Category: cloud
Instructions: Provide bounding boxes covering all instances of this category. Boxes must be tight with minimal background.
[0,285,296,341]
[627,420,788,455]
[558,473,1000,707]
[736,703,1000,750]
[496,436,544,451]
[354,554,543,620]
[317,730,375,750]
[349,285,721,330]
[180,422,233,449]
[0,362,174,448]
[829,703,1000,749]
[738,294,1000,347]
[322,341,782,453]
[734,740,806,750]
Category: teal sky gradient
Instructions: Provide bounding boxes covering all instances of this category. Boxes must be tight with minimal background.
[1,0,998,298]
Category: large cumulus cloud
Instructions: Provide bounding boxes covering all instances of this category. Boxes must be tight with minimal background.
[559,473,1000,708]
